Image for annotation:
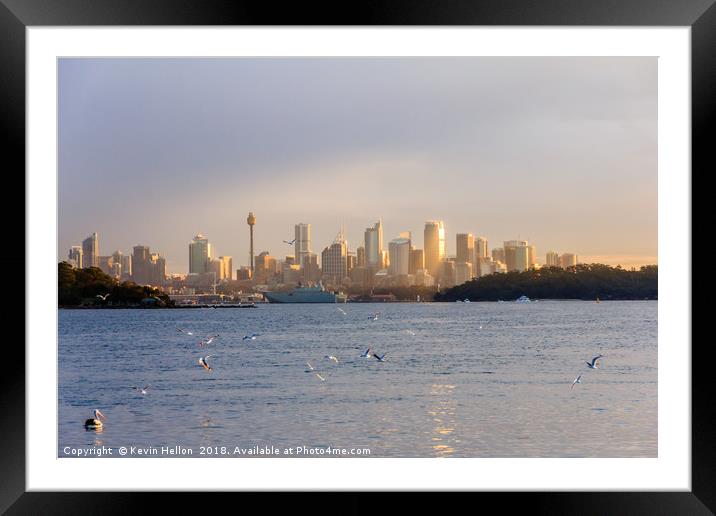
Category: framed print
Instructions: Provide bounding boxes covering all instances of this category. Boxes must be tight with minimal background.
[3,0,710,512]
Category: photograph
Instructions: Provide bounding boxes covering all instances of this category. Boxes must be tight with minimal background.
[57,56,658,460]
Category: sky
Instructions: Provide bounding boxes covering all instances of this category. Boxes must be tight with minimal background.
[58,57,657,274]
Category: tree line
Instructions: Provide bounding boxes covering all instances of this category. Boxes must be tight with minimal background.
[433,264,657,302]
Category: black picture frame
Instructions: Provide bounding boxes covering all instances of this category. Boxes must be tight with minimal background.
[2,0,708,512]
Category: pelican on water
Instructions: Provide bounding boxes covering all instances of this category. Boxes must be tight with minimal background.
[571,375,582,390]
[84,409,107,429]
[132,385,151,395]
[586,354,605,369]
[199,355,213,371]
[360,347,372,358]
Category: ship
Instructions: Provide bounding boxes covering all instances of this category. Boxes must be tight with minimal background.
[262,283,347,304]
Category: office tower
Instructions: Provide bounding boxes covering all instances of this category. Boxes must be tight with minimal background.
[546,250,560,267]
[381,250,389,269]
[388,237,411,276]
[364,220,383,268]
[424,220,446,278]
[247,212,256,274]
[189,234,211,274]
[410,248,424,274]
[98,256,114,276]
[560,253,578,268]
[120,254,132,280]
[492,247,505,263]
[81,232,99,268]
[478,257,494,277]
[455,261,473,285]
[439,260,456,288]
[68,246,82,268]
[132,245,150,284]
[476,237,488,261]
[218,256,233,281]
[254,251,276,284]
[415,268,435,287]
[503,240,529,272]
[150,253,167,286]
[294,223,311,268]
[237,266,252,281]
[456,233,475,265]
[346,252,357,274]
[528,245,537,268]
[356,246,366,268]
[303,253,321,283]
[321,239,348,284]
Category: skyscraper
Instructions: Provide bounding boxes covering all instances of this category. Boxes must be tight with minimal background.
[528,245,537,268]
[424,220,445,278]
[356,246,366,268]
[476,237,489,260]
[189,234,211,274]
[247,212,256,274]
[455,261,473,285]
[546,251,560,267]
[294,223,311,268]
[409,248,424,274]
[456,233,475,265]
[81,232,99,268]
[492,247,505,263]
[503,240,529,272]
[68,246,82,269]
[560,253,578,268]
[364,220,383,268]
[388,237,411,276]
[218,256,233,281]
[132,245,150,284]
[321,238,348,284]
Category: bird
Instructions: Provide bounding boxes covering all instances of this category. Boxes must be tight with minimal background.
[243,333,260,341]
[84,409,107,429]
[132,385,151,395]
[325,355,339,363]
[283,238,296,245]
[403,329,416,336]
[199,334,219,347]
[585,354,605,369]
[571,375,582,390]
[199,355,213,371]
[360,347,372,358]
[369,312,379,321]
[96,293,110,301]
[315,373,326,382]
[305,362,315,372]
[336,307,347,315]
[374,352,387,362]
[177,328,195,336]
[478,319,492,330]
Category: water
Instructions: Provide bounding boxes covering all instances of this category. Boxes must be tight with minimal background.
[58,301,657,458]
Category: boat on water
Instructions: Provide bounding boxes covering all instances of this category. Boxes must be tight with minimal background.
[515,295,532,303]
[263,283,347,304]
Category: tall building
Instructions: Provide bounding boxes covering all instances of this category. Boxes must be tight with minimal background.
[424,220,446,278]
[303,253,321,283]
[528,245,537,268]
[560,253,578,268]
[456,233,475,265]
[439,260,456,288]
[455,261,473,285]
[189,234,211,274]
[503,240,530,272]
[388,237,411,276]
[321,238,348,284]
[68,246,82,268]
[218,256,233,281]
[546,250,560,267]
[132,245,150,284]
[81,232,99,268]
[356,246,366,268]
[364,220,383,268]
[120,254,132,280]
[475,237,489,261]
[254,251,277,284]
[294,223,312,268]
[247,212,256,274]
[410,248,424,274]
[492,247,505,263]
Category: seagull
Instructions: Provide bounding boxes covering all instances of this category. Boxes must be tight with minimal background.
[305,362,315,372]
[199,334,219,347]
[199,355,213,372]
[315,373,326,382]
[403,329,416,336]
[84,409,107,429]
[571,375,582,390]
[360,347,372,358]
[132,385,151,395]
[243,333,260,341]
[586,354,605,369]
[337,307,347,315]
[177,328,195,336]
[369,312,379,321]
[96,293,110,301]
[325,355,339,363]
[283,238,296,245]
[374,352,387,362]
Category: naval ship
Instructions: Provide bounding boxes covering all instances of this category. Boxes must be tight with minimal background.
[263,283,347,304]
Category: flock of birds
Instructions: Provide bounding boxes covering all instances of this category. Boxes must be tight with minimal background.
[82,306,608,430]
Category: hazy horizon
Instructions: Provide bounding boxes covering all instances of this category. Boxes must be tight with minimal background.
[58,57,657,274]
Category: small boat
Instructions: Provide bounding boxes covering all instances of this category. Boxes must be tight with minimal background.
[515,295,531,303]
[464,298,471,303]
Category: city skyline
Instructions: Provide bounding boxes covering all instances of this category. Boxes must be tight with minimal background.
[58,57,657,272]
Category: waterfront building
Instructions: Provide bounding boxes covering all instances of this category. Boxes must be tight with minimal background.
[189,234,211,274]
[560,253,578,268]
[302,253,321,283]
[68,246,82,269]
[546,250,560,267]
[388,237,411,276]
[456,233,475,265]
[409,248,424,275]
[414,268,435,287]
[424,220,446,278]
[439,260,456,288]
[321,238,348,284]
[455,261,473,285]
[503,240,530,272]
[81,232,99,268]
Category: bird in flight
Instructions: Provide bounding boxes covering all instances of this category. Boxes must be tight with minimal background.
[199,355,213,372]
[337,307,347,315]
[96,293,110,301]
[570,375,582,390]
[177,328,195,336]
[283,238,296,245]
[586,354,605,369]
[374,352,388,362]
[305,362,315,372]
[243,333,260,341]
[325,355,339,363]
[403,329,416,336]
[360,347,372,358]
[199,334,219,347]
[132,385,151,395]
[315,373,326,382]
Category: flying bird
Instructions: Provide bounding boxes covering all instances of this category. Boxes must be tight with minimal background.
[177,328,195,336]
[360,347,372,358]
[403,329,416,336]
[199,355,213,372]
[325,355,339,363]
[305,362,315,372]
[374,352,388,362]
[243,333,260,341]
[586,354,605,369]
[132,385,151,395]
[96,293,110,301]
[315,373,326,382]
[199,334,219,347]
[337,307,347,315]
[283,238,296,245]
[84,409,107,429]
[571,375,582,390]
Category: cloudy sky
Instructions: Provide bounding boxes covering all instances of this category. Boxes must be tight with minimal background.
[58,57,657,273]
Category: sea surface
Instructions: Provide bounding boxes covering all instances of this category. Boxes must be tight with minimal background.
[58,301,657,458]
